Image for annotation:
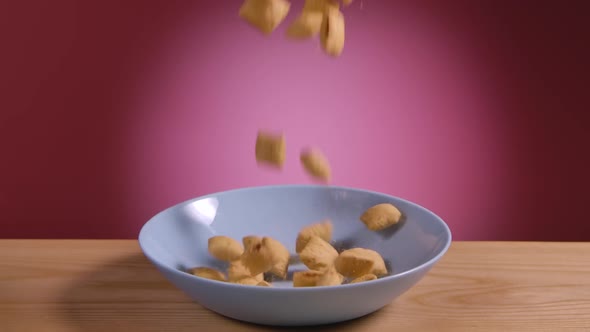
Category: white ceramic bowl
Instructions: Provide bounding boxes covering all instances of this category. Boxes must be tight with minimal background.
[139,185,451,326]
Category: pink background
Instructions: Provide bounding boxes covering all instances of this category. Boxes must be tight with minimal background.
[1,1,588,240]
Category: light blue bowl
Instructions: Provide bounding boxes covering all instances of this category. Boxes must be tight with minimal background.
[138,184,451,326]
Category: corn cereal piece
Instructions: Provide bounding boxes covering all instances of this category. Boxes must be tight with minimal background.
[303,0,340,12]
[286,0,339,39]
[241,238,274,276]
[316,267,344,286]
[228,259,264,282]
[342,0,354,6]
[208,236,244,262]
[320,6,345,57]
[350,273,378,284]
[299,236,338,271]
[300,148,332,182]
[286,11,324,38]
[234,277,261,285]
[335,248,374,278]
[363,249,388,276]
[255,130,286,168]
[239,0,291,35]
[293,270,324,287]
[257,280,272,287]
[335,248,387,278]
[296,219,333,253]
[188,267,226,282]
[242,235,263,250]
[360,203,402,231]
[262,237,290,279]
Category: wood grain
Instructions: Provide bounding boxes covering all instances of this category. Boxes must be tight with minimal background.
[0,240,589,332]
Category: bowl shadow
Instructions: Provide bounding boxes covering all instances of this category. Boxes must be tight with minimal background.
[57,253,389,332]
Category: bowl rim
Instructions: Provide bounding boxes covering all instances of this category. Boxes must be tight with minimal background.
[138,184,452,292]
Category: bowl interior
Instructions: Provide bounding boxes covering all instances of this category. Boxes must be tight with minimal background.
[139,185,451,282]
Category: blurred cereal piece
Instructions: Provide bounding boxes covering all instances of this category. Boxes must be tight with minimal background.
[239,0,291,35]
[350,273,378,284]
[234,277,261,285]
[320,6,345,57]
[228,259,264,282]
[188,267,227,282]
[286,0,339,39]
[300,148,332,182]
[255,130,286,168]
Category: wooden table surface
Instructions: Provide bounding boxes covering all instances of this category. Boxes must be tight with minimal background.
[1,240,589,332]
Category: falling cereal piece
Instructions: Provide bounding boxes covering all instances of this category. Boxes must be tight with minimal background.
[286,0,339,39]
[300,148,332,182]
[360,203,403,231]
[320,6,345,57]
[255,130,286,168]
[286,11,324,39]
[239,0,291,35]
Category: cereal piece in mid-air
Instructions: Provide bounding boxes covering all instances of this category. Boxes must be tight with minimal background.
[188,267,227,282]
[255,130,286,168]
[360,203,403,231]
[342,0,354,6]
[239,0,291,35]
[228,259,264,282]
[293,270,324,287]
[299,236,339,271]
[286,11,324,39]
[208,236,244,262]
[262,237,290,279]
[300,148,332,182]
[350,273,378,284]
[296,219,333,253]
[320,5,345,57]
[286,0,339,39]
[316,267,344,286]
